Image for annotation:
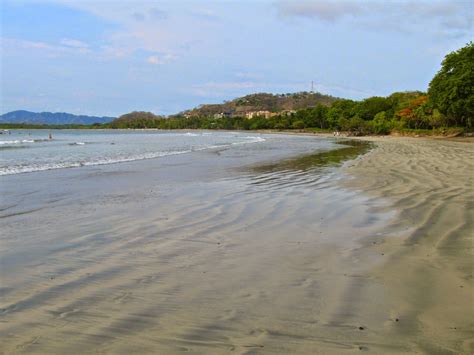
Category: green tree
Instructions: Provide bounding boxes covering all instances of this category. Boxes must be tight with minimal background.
[353,97,392,120]
[292,120,305,129]
[326,99,356,128]
[428,42,473,128]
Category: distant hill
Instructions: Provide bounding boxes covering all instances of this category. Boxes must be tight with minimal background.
[0,110,115,125]
[177,92,339,118]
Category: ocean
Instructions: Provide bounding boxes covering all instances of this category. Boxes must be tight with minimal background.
[0,130,392,353]
[0,130,273,175]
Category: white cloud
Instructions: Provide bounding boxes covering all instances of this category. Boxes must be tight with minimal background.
[146,53,177,65]
[41,1,187,55]
[60,38,89,48]
[147,55,164,65]
[2,37,90,56]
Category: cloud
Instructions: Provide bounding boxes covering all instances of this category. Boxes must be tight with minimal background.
[190,81,262,97]
[190,80,312,98]
[131,12,145,22]
[147,55,164,65]
[19,1,224,68]
[189,8,221,22]
[149,8,168,20]
[60,38,89,49]
[146,53,177,65]
[276,0,473,36]
[277,1,362,22]
[2,37,91,56]
[187,78,379,100]
[132,8,167,22]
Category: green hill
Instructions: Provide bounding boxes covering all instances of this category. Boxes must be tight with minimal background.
[178,92,339,118]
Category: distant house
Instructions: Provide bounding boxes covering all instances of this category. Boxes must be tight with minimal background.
[245,110,277,119]
[282,110,297,116]
[214,111,233,119]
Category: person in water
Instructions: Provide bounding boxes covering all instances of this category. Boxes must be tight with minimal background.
[49,133,52,140]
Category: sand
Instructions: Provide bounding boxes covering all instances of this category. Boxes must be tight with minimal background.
[341,136,474,354]
[0,135,473,354]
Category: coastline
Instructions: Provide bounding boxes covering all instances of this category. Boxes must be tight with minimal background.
[1,134,386,353]
[342,136,474,353]
[248,133,474,352]
[0,133,472,353]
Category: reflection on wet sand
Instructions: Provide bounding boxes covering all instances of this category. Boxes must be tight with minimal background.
[1,137,396,354]
[241,140,372,190]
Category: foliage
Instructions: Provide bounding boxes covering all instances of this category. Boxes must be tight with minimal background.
[181,91,338,117]
[7,45,471,136]
[428,42,473,128]
[354,97,392,120]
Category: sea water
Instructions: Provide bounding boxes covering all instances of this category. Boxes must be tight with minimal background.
[0,130,269,175]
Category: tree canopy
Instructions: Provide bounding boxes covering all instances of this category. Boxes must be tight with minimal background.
[428,42,473,128]
[101,44,473,135]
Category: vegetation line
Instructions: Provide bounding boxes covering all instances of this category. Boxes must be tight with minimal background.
[2,43,471,135]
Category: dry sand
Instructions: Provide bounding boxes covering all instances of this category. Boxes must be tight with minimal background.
[0,135,473,354]
[344,136,474,354]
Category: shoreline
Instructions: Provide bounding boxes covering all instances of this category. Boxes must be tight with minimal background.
[0,132,472,353]
[0,134,391,353]
[341,136,474,353]
[3,126,474,141]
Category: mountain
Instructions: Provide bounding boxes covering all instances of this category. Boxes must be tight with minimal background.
[177,92,339,118]
[0,110,115,125]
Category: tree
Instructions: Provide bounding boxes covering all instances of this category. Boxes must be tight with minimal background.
[292,120,305,129]
[396,95,431,129]
[428,42,473,128]
[353,97,392,120]
[326,99,356,128]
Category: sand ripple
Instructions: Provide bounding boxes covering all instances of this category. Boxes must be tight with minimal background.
[345,137,474,354]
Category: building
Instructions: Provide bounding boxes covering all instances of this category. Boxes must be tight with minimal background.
[245,110,277,119]
[213,110,234,119]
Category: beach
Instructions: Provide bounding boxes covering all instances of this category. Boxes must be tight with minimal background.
[344,136,474,354]
[0,133,472,354]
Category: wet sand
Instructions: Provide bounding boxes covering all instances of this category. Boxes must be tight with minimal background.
[0,135,473,354]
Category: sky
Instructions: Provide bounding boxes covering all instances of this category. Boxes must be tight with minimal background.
[0,0,472,117]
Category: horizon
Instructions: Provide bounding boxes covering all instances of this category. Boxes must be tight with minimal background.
[1,0,472,117]
[0,90,354,117]
[0,88,426,118]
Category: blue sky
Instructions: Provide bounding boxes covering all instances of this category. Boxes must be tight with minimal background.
[1,0,472,116]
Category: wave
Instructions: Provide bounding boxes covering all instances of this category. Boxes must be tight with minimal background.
[0,139,51,145]
[0,135,266,176]
[233,136,266,145]
[0,139,35,145]
[0,150,192,176]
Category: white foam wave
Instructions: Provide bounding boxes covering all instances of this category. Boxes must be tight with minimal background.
[232,136,266,145]
[0,134,266,176]
[0,149,194,176]
[0,139,35,145]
